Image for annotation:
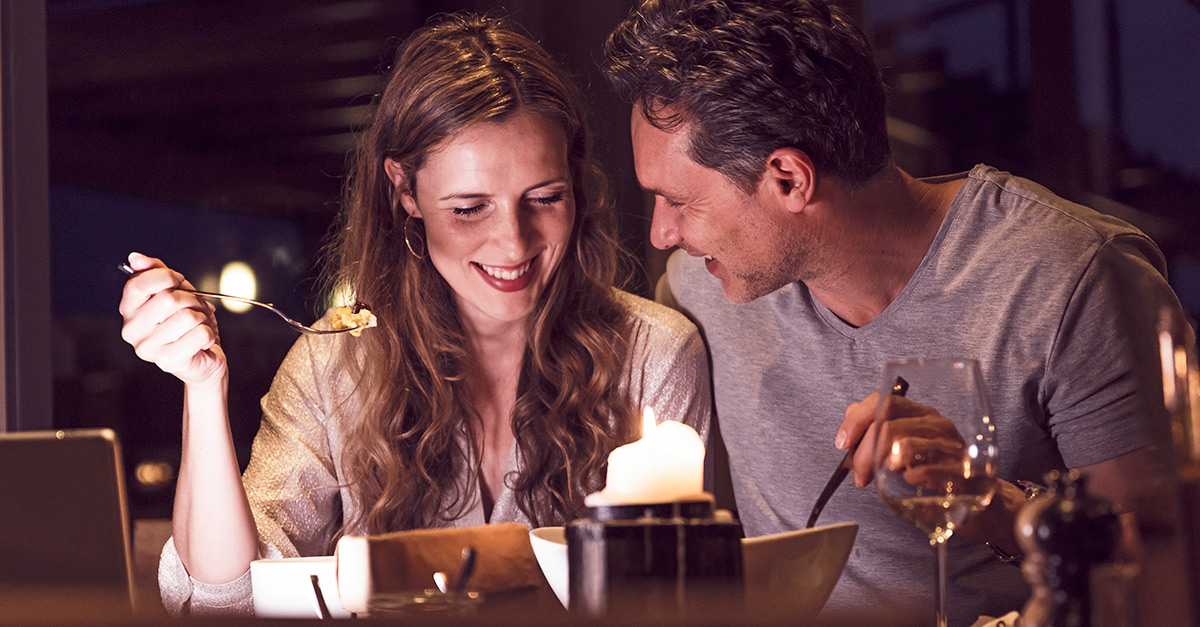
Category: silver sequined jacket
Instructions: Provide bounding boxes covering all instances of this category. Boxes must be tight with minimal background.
[157,290,712,615]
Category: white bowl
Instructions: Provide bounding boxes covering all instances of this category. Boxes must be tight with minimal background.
[528,521,858,617]
[742,522,858,619]
[250,555,352,619]
[528,526,570,608]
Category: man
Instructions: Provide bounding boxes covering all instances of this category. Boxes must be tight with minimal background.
[602,0,1184,622]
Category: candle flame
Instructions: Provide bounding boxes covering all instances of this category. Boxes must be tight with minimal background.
[642,406,657,439]
[889,440,903,468]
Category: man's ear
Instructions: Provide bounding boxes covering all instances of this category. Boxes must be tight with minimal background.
[762,148,815,213]
[384,158,422,218]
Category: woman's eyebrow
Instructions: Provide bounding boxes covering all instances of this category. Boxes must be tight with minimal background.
[437,192,490,201]
[435,177,569,201]
[524,177,570,193]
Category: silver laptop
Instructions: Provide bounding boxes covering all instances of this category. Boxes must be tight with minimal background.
[0,428,136,610]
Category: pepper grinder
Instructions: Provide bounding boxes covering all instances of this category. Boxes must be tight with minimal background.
[1016,469,1121,627]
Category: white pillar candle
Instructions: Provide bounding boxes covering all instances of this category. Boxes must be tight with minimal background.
[585,407,706,506]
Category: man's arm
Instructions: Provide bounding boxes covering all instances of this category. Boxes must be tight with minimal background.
[839,392,1147,558]
[957,447,1149,558]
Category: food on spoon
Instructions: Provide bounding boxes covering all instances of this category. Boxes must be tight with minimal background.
[329,302,377,336]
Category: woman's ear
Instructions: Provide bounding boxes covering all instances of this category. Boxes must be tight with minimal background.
[384,158,422,218]
[399,192,421,219]
[383,157,406,189]
[763,148,815,213]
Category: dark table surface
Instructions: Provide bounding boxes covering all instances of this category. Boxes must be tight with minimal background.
[1,584,929,626]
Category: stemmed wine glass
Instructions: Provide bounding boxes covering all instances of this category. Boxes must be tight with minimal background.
[872,358,997,627]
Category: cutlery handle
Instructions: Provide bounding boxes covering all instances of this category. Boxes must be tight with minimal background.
[120,262,277,308]
[806,376,910,528]
[838,376,909,469]
[454,546,477,594]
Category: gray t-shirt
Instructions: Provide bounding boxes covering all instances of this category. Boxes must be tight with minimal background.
[664,165,1179,624]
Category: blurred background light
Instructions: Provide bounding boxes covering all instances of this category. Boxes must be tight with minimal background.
[133,459,175,492]
[218,261,257,313]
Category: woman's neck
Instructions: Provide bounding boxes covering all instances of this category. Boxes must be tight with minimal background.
[459,314,527,388]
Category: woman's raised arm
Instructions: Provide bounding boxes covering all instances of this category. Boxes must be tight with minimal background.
[119,251,258,584]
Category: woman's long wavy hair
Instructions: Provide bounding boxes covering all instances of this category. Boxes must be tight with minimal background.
[323,13,638,533]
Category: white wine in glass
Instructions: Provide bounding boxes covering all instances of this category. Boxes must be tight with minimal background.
[873,358,998,627]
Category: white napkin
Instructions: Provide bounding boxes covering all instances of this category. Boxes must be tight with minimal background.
[334,536,371,614]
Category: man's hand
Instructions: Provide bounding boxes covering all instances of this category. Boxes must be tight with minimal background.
[838,392,964,488]
[838,391,1027,554]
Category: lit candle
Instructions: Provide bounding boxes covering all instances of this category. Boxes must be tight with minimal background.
[584,407,706,506]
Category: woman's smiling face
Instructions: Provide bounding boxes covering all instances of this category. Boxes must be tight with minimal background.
[391,111,575,331]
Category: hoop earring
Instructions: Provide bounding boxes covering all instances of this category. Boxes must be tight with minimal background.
[403,214,426,260]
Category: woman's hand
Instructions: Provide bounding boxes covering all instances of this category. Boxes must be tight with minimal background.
[119,252,226,386]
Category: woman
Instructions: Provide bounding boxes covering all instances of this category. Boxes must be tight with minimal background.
[118,13,710,615]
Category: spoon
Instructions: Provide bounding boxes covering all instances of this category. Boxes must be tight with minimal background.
[118,261,371,335]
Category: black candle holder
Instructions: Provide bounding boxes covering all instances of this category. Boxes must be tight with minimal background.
[565,497,744,617]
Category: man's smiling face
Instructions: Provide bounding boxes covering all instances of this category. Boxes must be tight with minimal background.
[631,108,813,303]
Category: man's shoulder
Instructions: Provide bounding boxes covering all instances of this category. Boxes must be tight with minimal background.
[964,165,1151,243]
[944,164,1168,283]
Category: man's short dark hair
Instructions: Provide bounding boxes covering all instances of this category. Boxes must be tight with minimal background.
[603,0,890,192]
